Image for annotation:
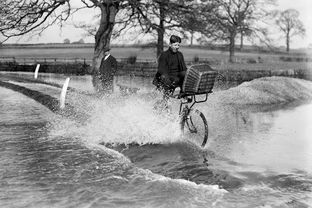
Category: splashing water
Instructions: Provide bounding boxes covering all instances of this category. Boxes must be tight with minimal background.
[49,91,184,146]
[49,76,312,149]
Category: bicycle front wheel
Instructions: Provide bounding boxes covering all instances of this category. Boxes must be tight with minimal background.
[181,109,208,147]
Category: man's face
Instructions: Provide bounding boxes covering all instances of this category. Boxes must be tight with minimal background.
[104,50,110,56]
[170,42,180,53]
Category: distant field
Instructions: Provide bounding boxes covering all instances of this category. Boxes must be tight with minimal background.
[0,44,305,61]
[1,44,312,71]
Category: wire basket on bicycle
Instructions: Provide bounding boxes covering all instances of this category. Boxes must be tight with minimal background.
[182,64,218,96]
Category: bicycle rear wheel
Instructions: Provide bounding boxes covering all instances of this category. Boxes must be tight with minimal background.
[181,109,208,147]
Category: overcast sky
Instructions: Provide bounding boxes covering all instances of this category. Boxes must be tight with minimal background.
[5,0,312,48]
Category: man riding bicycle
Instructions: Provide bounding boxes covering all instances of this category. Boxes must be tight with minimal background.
[153,35,187,105]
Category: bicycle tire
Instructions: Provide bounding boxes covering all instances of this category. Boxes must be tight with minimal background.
[180,108,208,147]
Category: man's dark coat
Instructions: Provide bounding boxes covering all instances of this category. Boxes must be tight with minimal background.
[153,48,187,90]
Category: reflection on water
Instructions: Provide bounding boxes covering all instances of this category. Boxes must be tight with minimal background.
[206,103,312,174]
[231,103,312,173]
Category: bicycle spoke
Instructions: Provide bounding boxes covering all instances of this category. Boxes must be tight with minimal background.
[187,117,197,133]
[182,109,208,147]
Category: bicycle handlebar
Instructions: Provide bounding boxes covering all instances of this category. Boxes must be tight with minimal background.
[169,90,213,100]
[168,92,183,99]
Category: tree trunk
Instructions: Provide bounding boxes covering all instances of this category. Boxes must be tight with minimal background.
[229,32,236,63]
[157,29,164,58]
[156,1,165,58]
[240,31,244,50]
[286,30,290,52]
[92,2,119,92]
[190,31,194,46]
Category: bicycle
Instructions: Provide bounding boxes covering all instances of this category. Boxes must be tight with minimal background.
[154,64,220,148]
[170,91,212,148]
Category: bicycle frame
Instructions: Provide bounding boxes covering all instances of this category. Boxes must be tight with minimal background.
[177,91,211,147]
[163,90,212,147]
[178,91,212,115]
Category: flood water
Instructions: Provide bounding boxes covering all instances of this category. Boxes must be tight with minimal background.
[0,72,312,207]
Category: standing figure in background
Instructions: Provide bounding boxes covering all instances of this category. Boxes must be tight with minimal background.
[97,47,118,94]
[153,35,187,110]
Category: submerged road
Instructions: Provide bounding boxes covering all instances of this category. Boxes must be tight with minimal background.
[1,72,312,207]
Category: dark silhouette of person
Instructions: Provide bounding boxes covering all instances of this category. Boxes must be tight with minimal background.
[153,35,187,96]
[152,35,187,111]
[98,47,118,93]
[153,35,186,94]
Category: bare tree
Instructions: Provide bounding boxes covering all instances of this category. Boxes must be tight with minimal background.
[121,0,199,57]
[198,0,276,62]
[180,2,218,46]
[0,0,71,40]
[63,38,71,44]
[72,38,85,44]
[275,9,305,52]
[238,25,252,50]
[74,1,201,58]
[0,0,135,91]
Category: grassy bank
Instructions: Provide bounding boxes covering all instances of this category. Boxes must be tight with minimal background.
[1,44,311,62]
[1,44,312,76]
